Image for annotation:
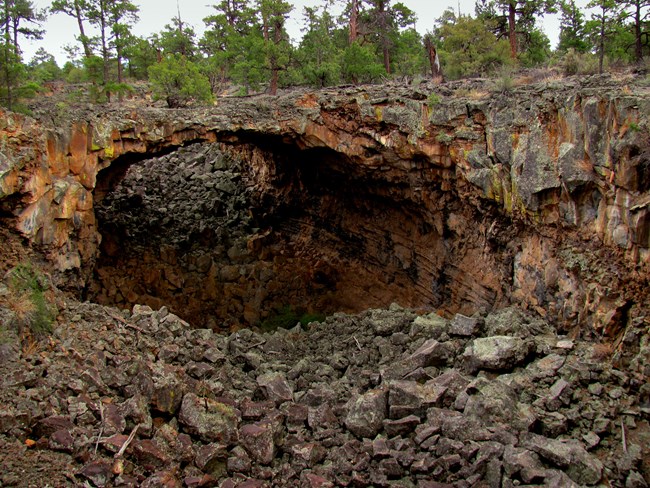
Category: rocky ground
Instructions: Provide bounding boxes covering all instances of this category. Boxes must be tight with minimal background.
[1,281,649,487]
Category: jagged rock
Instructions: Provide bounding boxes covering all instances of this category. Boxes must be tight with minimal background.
[523,433,603,485]
[256,373,294,405]
[240,421,276,465]
[178,393,240,444]
[131,439,170,469]
[463,336,531,372]
[345,388,388,439]
[449,314,484,337]
[48,429,75,453]
[404,339,451,369]
[78,461,113,487]
[386,380,446,419]
[290,442,327,468]
[194,443,228,476]
[227,445,252,474]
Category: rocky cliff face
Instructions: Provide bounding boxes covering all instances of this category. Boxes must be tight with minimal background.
[1,75,649,334]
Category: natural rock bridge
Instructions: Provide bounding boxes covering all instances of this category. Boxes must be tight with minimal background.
[2,76,649,332]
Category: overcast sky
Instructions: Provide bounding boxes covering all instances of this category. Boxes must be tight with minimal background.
[24,0,588,65]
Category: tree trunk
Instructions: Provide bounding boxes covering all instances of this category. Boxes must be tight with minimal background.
[634,1,643,63]
[598,9,605,74]
[99,2,110,101]
[74,0,92,58]
[377,1,390,73]
[508,1,517,59]
[425,36,441,80]
[3,2,12,110]
[269,19,282,96]
[349,0,358,44]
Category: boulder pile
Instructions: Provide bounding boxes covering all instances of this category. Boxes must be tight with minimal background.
[0,299,648,487]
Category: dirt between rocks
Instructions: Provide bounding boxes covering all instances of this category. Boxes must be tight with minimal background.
[0,293,649,488]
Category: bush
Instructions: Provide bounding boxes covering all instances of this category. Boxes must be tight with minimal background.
[7,262,56,336]
[560,49,599,76]
[148,54,214,108]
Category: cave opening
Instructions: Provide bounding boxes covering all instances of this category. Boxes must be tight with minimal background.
[88,135,504,331]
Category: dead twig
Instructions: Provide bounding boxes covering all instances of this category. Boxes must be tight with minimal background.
[115,424,139,459]
[621,418,627,454]
[353,336,362,351]
[105,308,145,333]
[246,340,266,351]
[94,401,105,455]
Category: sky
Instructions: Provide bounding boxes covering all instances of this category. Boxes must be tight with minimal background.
[23,0,586,65]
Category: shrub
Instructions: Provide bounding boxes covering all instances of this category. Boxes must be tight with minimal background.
[7,262,56,336]
[560,49,599,76]
[149,54,214,108]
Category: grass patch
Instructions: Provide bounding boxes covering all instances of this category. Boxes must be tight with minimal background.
[7,262,56,336]
[260,305,326,332]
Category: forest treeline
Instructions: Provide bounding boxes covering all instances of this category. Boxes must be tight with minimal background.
[1,0,649,110]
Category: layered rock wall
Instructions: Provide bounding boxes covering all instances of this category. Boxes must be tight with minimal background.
[2,76,649,332]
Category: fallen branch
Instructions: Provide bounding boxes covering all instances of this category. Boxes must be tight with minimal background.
[115,424,140,459]
[94,401,105,455]
[105,308,145,333]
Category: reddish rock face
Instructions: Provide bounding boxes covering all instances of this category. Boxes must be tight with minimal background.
[1,78,649,335]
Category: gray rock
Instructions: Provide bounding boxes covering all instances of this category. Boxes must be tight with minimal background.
[449,314,484,337]
[240,420,276,464]
[523,432,603,485]
[178,393,240,444]
[406,339,450,369]
[463,336,531,372]
[345,388,388,438]
[256,372,294,404]
[463,377,537,431]
[387,380,446,418]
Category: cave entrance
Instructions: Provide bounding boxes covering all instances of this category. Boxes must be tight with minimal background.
[88,137,462,330]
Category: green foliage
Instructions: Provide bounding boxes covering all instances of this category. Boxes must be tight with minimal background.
[392,28,427,78]
[8,262,56,336]
[294,7,343,88]
[27,48,62,82]
[492,66,515,92]
[148,54,214,107]
[435,14,512,79]
[558,48,599,75]
[557,0,590,53]
[427,92,441,108]
[260,305,325,332]
[436,131,454,144]
[519,28,552,67]
[342,42,385,84]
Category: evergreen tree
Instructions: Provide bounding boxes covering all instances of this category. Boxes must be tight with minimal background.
[476,0,558,60]
[148,53,213,107]
[435,10,511,79]
[295,6,343,87]
[621,0,650,62]
[585,0,623,73]
[50,0,94,58]
[27,48,62,82]
[0,0,44,110]
[201,0,257,91]
[156,14,197,58]
[557,0,589,53]
[258,0,293,95]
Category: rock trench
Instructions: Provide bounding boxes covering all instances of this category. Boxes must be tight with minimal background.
[0,299,648,487]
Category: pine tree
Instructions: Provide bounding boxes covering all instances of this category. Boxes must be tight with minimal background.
[476,0,558,59]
